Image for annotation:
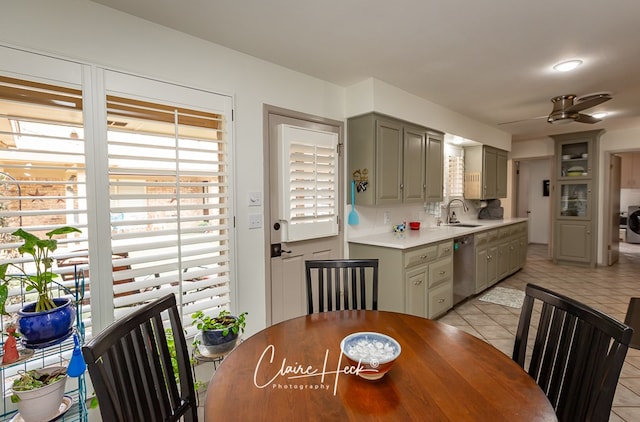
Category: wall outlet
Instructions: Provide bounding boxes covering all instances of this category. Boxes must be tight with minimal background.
[383,211,390,224]
[248,214,262,229]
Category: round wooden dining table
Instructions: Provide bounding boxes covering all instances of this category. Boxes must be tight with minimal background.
[204,310,557,421]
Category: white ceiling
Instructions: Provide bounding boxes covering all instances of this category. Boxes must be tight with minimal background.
[91,0,640,142]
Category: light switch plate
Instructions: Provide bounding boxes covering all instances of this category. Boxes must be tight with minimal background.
[248,191,262,207]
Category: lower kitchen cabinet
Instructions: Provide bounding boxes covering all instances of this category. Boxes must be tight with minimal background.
[554,220,592,265]
[350,239,453,319]
[475,222,528,294]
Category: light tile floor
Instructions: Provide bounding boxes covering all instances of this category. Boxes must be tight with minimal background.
[436,242,640,422]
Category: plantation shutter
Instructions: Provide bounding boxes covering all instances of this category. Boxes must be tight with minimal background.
[0,73,89,318]
[447,155,465,198]
[277,124,339,242]
[103,71,234,333]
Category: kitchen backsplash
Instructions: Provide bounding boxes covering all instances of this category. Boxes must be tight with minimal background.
[347,201,480,238]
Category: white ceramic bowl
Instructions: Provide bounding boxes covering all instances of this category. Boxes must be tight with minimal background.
[340,332,401,380]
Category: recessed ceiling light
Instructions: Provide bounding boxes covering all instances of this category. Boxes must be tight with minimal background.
[592,112,608,119]
[553,59,583,72]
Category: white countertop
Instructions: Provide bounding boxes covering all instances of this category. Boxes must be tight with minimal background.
[348,218,528,249]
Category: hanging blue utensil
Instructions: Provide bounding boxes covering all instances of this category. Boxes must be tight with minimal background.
[67,333,86,377]
[348,180,359,225]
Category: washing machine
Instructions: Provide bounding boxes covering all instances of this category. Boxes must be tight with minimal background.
[627,206,640,243]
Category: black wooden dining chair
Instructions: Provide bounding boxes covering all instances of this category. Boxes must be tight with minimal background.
[82,294,198,422]
[512,283,633,422]
[304,259,378,314]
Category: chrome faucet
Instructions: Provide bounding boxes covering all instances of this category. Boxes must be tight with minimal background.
[446,198,469,224]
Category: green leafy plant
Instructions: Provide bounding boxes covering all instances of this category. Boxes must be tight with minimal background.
[191,309,247,337]
[10,367,66,403]
[165,328,204,391]
[0,226,81,314]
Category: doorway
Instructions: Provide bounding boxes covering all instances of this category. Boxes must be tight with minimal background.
[514,158,552,256]
[263,105,344,326]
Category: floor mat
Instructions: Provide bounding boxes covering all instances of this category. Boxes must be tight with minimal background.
[478,287,525,308]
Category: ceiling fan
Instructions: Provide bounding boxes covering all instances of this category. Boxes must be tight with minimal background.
[547,92,612,124]
[498,92,612,126]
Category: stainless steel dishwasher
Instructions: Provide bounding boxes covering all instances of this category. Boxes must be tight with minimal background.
[453,235,475,305]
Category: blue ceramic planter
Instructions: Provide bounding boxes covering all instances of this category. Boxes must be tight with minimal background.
[202,327,238,346]
[18,297,76,348]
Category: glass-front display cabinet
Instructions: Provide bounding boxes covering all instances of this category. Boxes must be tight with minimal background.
[558,181,591,219]
[558,139,592,179]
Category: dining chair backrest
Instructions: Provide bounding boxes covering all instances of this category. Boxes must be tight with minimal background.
[304,259,378,314]
[82,294,198,422]
[512,283,633,422]
[624,297,640,349]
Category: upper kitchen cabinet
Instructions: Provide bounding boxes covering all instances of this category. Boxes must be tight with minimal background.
[348,113,444,205]
[464,145,508,200]
[425,131,444,202]
[551,130,603,267]
[620,152,640,188]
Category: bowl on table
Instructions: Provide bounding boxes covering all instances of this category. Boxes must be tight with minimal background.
[409,221,421,230]
[340,332,401,380]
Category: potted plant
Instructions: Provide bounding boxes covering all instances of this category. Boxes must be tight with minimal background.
[192,309,247,355]
[11,366,68,422]
[0,227,81,347]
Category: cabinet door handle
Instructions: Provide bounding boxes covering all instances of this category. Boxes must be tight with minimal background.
[439,270,446,275]
[438,298,445,303]
[420,255,428,260]
[443,247,451,252]
[414,280,423,286]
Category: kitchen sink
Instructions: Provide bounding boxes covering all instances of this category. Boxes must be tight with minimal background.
[446,224,481,228]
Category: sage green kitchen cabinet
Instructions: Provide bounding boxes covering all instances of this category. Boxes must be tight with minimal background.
[403,125,427,203]
[475,230,498,292]
[425,131,444,202]
[349,239,453,318]
[348,113,444,205]
[474,222,527,293]
[464,145,508,200]
[509,223,528,272]
[551,130,603,267]
[376,117,404,204]
[496,227,511,280]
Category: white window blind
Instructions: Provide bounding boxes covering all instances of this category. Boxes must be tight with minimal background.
[0,74,90,320]
[105,93,232,331]
[447,155,465,198]
[277,124,339,242]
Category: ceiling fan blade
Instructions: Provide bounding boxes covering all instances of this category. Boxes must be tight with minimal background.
[566,93,612,113]
[574,113,601,124]
[497,116,546,125]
